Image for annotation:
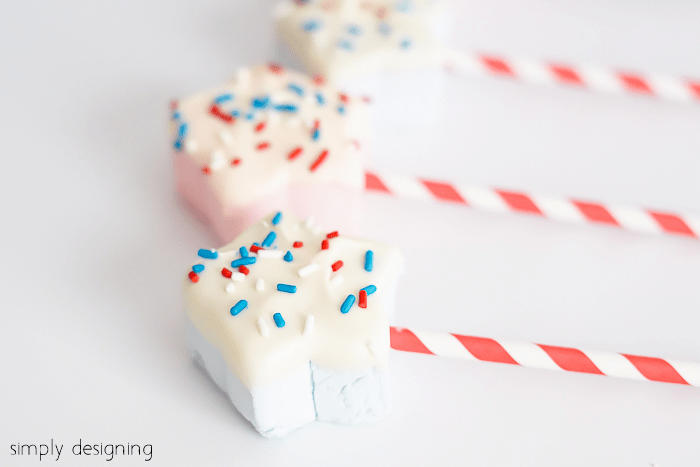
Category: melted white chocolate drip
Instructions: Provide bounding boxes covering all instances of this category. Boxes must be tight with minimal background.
[276,0,449,80]
[171,65,370,207]
[183,211,404,388]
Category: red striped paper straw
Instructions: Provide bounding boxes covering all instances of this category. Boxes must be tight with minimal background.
[365,171,700,240]
[390,327,700,387]
[445,51,700,103]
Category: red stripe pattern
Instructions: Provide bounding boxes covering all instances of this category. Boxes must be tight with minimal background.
[421,180,468,204]
[447,53,700,103]
[538,344,604,375]
[497,190,543,215]
[390,327,434,355]
[390,326,698,387]
[622,354,689,385]
[364,171,699,240]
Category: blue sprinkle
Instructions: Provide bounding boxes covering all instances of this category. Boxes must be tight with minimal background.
[273,312,286,328]
[400,38,412,49]
[396,0,413,13]
[172,111,181,120]
[284,251,293,262]
[251,96,270,109]
[277,284,297,294]
[239,246,249,257]
[302,20,321,32]
[378,22,391,35]
[316,93,325,106]
[365,250,374,271]
[361,285,377,295]
[274,104,298,113]
[272,212,282,225]
[231,109,241,117]
[338,40,353,51]
[340,294,356,314]
[253,242,260,247]
[178,123,188,137]
[231,256,256,267]
[311,128,320,141]
[347,24,362,35]
[288,83,305,97]
[245,113,255,120]
[192,264,205,273]
[198,249,218,259]
[230,300,248,316]
[262,231,277,247]
[337,106,345,115]
[214,93,234,104]
[174,139,183,151]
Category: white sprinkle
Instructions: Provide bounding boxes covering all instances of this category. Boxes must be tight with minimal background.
[298,262,319,277]
[185,139,198,153]
[271,91,298,102]
[292,223,299,231]
[330,275,344,286]
[225,283,236,294]
[303,315,315,337]
[273,2,293,18]
[311,225,321,235]
[367,342,381,357]
[268,111,281,125]
[210,149,226,170]
[256,278,265,291]
[220,130,234,146]
[257,318,270,338]
[261,220,270,228]
[232,272,246,282]
[257,249,284,259]
[236,68,250,85]
[305,217,315,228]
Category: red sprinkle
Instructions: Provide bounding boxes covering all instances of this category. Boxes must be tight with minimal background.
[257,142,270,151]
[339,93,349,104]
[376,7,387,19]
[358,290,368,308]
[255,122,266,133]
[321,239,329,250]
[309,149,329,172]
[361,96,372,103]
[331,260,343,271]
[238,266,250,275]
[209,105,234,123]
[231,158,241,166]
[188,271,200,283]
[312,119,320,130]
[170,100,178,110]
[250,245,263,253]
[293,241,304,248]
[352,140,361,150]
[313,75,325,86]
[221,268,232,278]
[287,147,303,161]
[326,231,339,239]
[202,166,211,175]
[268,63,283,74]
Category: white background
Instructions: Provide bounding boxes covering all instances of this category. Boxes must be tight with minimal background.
[2,0,700,465]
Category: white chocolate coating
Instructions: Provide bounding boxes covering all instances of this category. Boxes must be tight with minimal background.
[276,0,449,80]
[171,64,370,207]
[183,211,404,388]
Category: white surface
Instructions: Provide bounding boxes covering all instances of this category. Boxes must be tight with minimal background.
[1,0,700,465]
